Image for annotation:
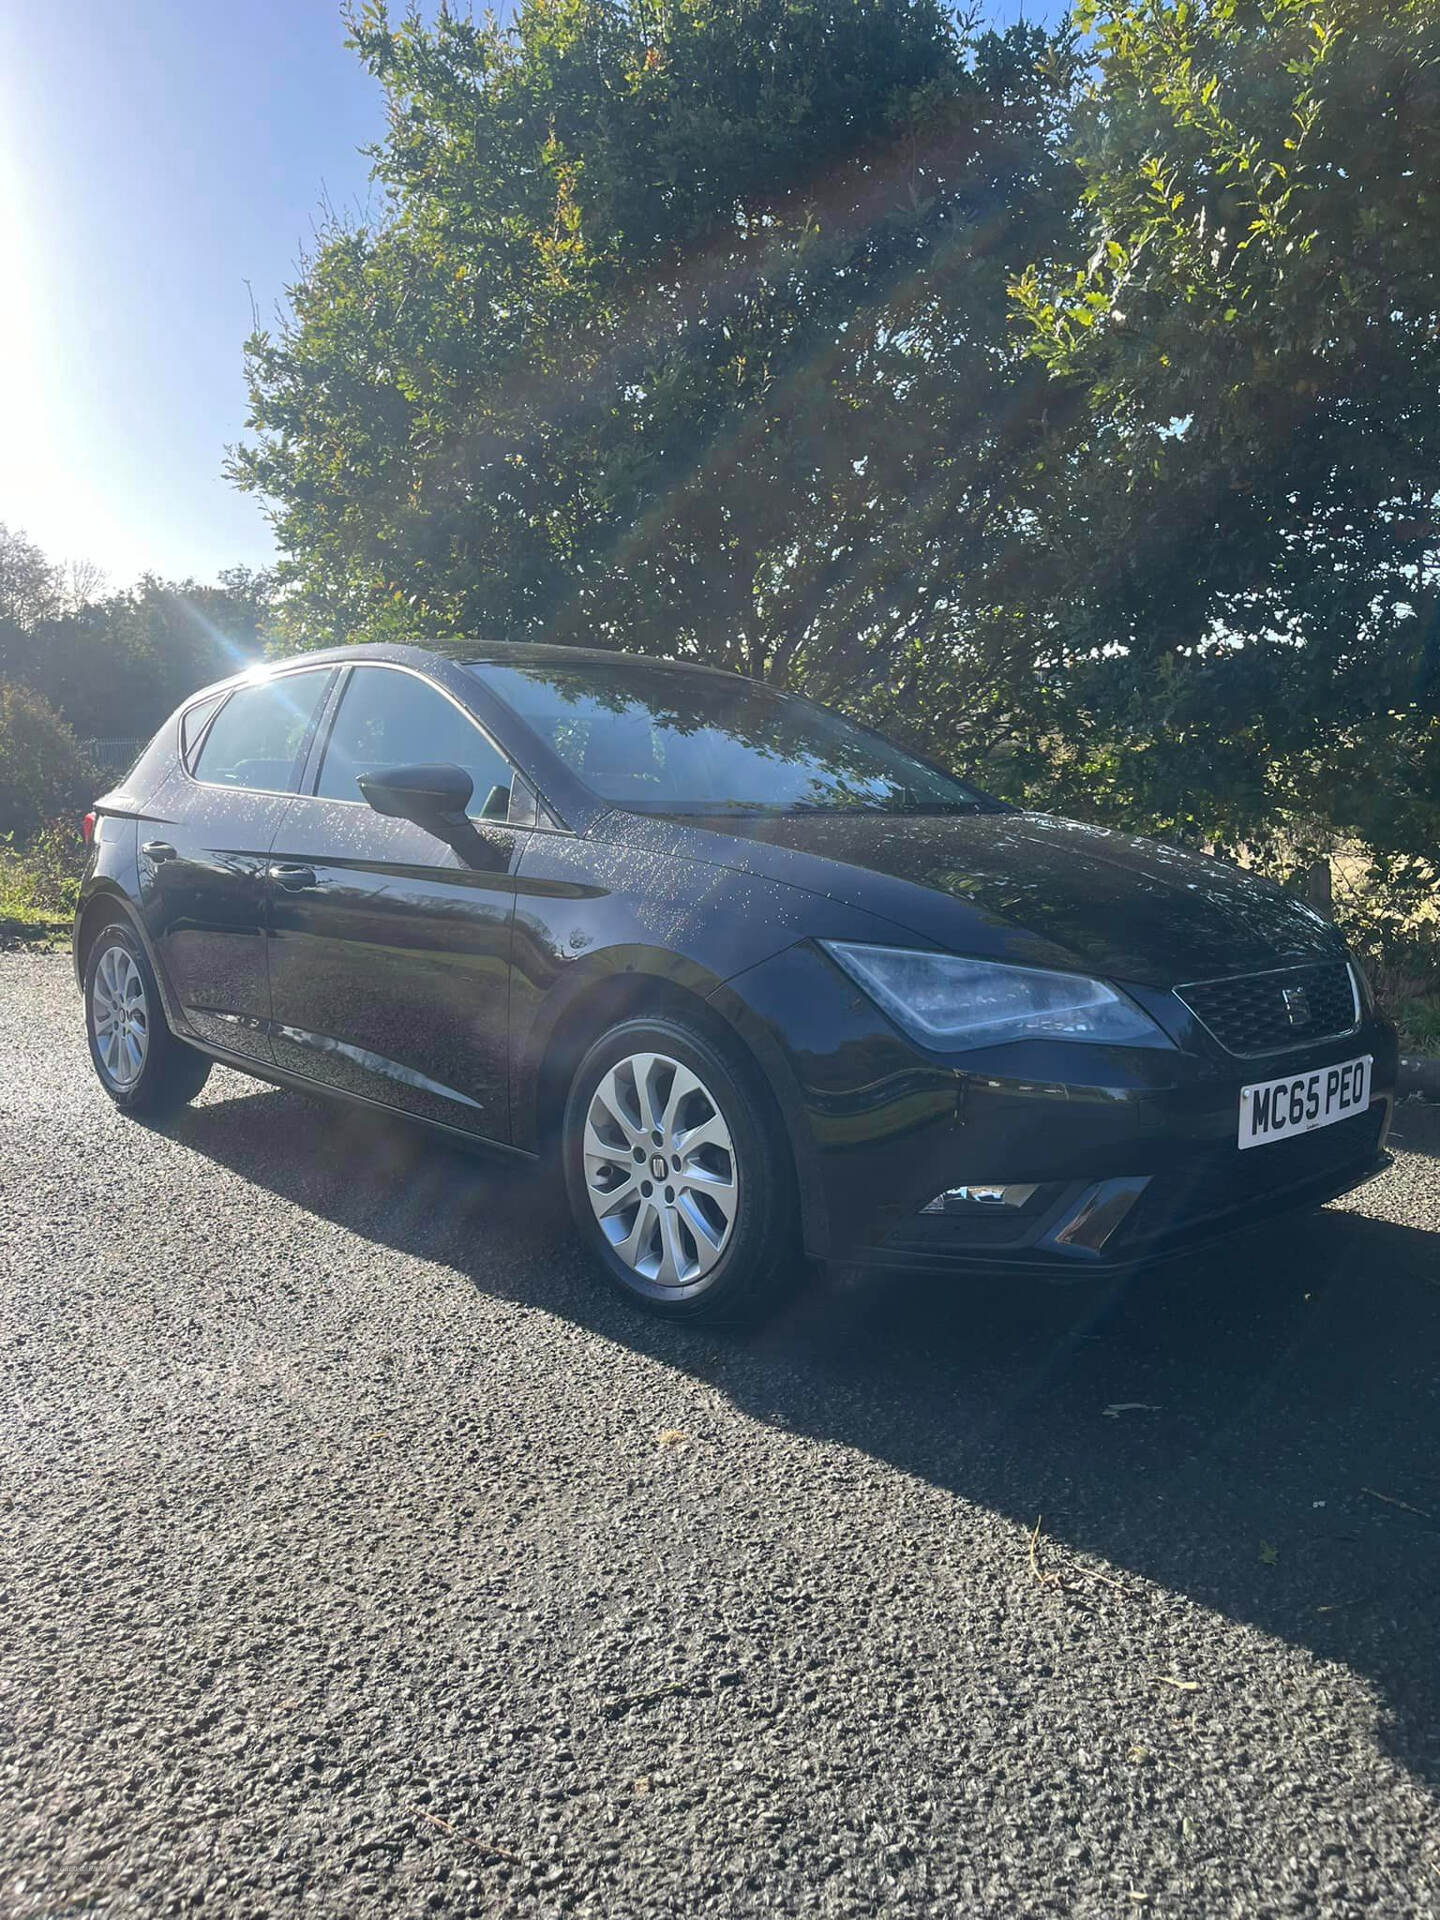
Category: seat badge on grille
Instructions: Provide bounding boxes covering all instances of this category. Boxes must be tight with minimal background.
[1281,985,1312,1027]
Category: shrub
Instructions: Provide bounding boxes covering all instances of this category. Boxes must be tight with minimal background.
[0,679,97,839]
[0,818,87,943]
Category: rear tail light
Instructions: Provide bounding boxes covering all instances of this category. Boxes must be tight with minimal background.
[82,811,96,845]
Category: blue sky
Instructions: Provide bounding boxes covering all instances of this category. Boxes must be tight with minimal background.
[0,0,381,586]
[0,0,1063,592]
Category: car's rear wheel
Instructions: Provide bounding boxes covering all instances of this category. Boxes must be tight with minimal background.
[84,921,212,1116]
[562,1013,801,1322]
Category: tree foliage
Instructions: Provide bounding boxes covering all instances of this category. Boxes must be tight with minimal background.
[0,525,67,631]
[233,0,1081,762]
[1011,0,1440,866]
[0,560,273,742]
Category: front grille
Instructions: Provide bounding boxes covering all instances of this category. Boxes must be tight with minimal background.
[1175,960,1357,1057]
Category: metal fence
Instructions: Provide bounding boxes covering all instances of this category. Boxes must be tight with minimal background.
[81,738,144,773]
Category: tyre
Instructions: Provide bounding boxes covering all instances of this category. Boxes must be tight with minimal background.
[84,919,212,1117]
[562,1013,801,1323]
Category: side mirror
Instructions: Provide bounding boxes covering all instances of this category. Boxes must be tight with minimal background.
[355,762,509,872]
[356,762,474,833]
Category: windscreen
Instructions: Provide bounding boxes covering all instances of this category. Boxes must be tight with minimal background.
[469,660,993,816]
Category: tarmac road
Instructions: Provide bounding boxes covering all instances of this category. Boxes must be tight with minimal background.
[3,951,1439,1918]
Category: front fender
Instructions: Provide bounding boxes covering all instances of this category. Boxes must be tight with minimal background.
[507,832,917,1172]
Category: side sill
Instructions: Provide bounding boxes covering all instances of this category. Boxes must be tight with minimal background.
[184,1042,539,1165]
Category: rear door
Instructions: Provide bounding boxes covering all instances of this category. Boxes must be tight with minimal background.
[140,667,334,1063]
[264,663,531,1141]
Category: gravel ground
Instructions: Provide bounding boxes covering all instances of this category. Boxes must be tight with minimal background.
[3,950,1439,1920]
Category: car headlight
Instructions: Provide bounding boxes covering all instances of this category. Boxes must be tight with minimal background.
[819,942,1170,1050]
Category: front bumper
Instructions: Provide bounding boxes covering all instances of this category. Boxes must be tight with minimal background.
[864,1103,1392,1275]
[715,942,1399,1274]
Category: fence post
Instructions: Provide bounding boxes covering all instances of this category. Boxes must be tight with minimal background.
[1305,857,1334,919]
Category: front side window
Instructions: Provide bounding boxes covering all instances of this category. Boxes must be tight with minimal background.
[469,661,995,817]
[314,667,515,817]
[190,671,331,792]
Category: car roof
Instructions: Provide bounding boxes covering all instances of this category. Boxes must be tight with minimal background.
[252,639,743,679]
[177,639,753,734]
[462,641,722,672]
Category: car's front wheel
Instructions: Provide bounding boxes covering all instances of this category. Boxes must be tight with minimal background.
[562,1013,801,1322]
[84,920,212,1117]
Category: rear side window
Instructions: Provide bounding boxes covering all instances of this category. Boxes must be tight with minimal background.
[191,671,331,792]
[180,694,224,770]
[314,667,515,818]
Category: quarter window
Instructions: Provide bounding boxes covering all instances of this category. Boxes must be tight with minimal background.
[190,671,331,792]
[314,667,516,819]
[180,694,224,770]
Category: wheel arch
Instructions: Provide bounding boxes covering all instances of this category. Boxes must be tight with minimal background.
[74,886,142,977]
[522,951,828,1257]
[73,887,187,1034]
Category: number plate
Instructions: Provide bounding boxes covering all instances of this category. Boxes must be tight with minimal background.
[1238,1055,1372,1150]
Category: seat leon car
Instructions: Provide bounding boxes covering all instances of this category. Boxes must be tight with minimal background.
[74,641,1397,1321]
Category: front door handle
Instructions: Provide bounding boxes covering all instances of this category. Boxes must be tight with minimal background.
[268,863,317,891]
[142,840,178,863]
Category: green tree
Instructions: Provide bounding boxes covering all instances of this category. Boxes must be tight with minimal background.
[233,0,1080,765]
[0,524,65,630]
[1010,0,1440,873]
[0,566,273,741]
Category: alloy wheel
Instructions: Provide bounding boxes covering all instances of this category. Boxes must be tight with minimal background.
[91,943,150,1090]
[582,1050,739,1287]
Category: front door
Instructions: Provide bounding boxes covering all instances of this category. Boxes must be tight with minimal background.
[139,667,334,1062]
[264,664,529,1141]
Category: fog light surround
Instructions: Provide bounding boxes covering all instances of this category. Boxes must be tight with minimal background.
[920,1183,1040,1215]
[1045,1176,1150,1255]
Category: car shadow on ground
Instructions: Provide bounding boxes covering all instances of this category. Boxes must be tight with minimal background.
[169,1080,1440,1788]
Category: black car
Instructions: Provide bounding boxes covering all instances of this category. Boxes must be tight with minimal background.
[75,642,1397,1321]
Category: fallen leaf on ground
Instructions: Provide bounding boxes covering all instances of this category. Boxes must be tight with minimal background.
[1156,1674,1200,1692]
[1258,1540,1279,1565]
[656,1429,691,1448]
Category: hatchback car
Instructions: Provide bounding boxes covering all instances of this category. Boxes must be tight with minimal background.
[75,642,1397,1320]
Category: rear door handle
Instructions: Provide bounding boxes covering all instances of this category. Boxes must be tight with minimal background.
[142,840,178,863]
[268,863,317,891]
